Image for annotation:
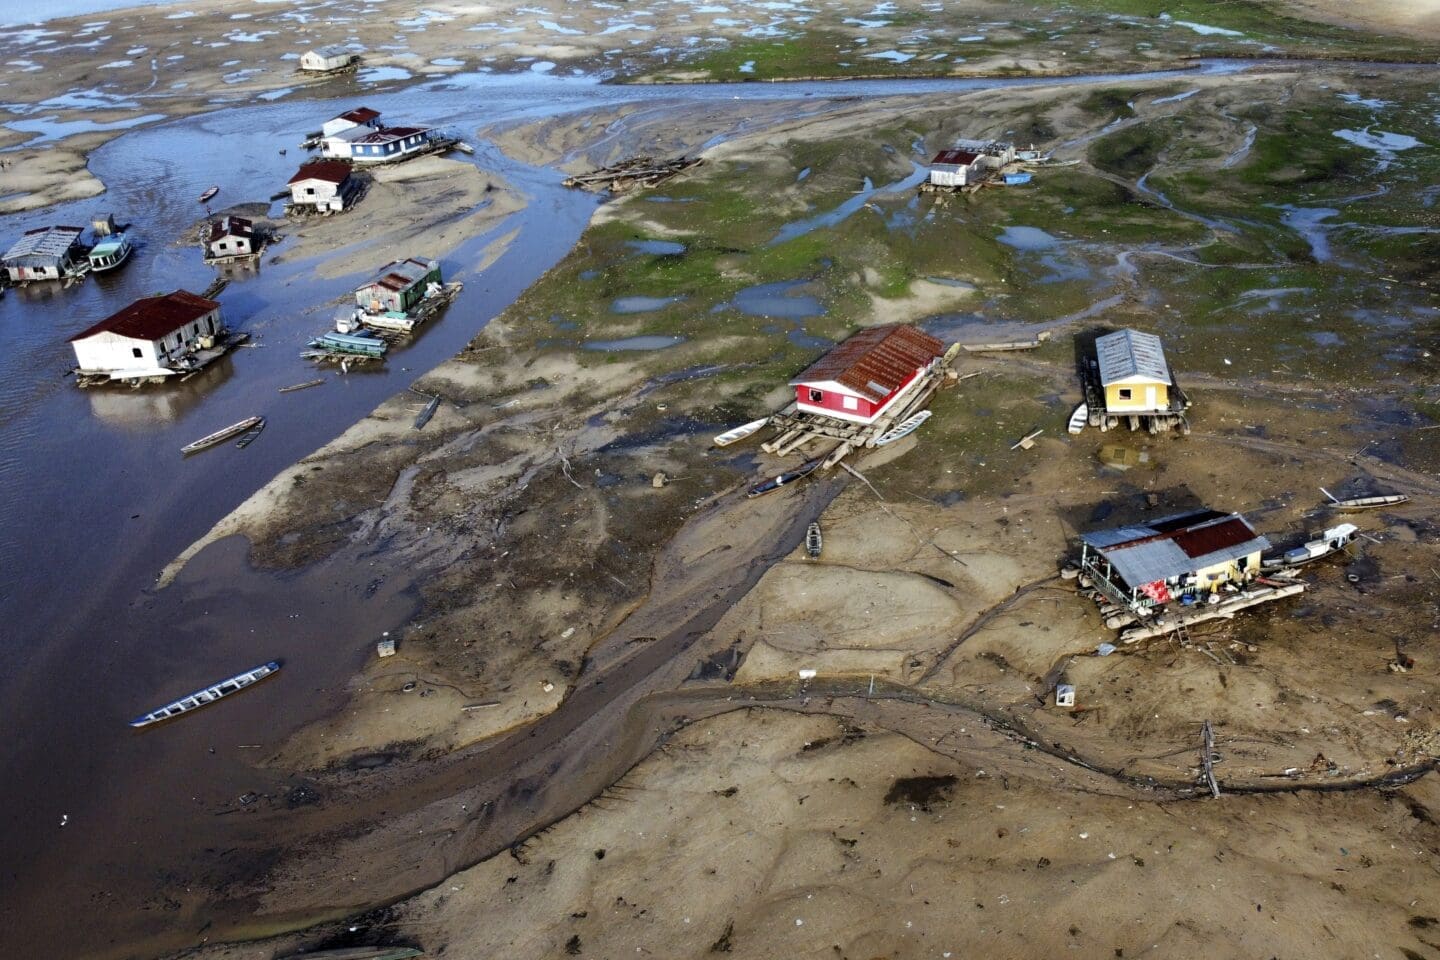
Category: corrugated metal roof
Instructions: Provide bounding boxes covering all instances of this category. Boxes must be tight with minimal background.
[353,126,428,144]
[790,324,944,402]
[362,257,436,292]
[337,107,379,123]
[931,149,980,166]
[2,225,84,262]
[310,45,354,59]
[1095,328,1171,386]
[1082,511,1268,587]
[68,290,219,343]
[288,160,353,185]
[208,215,253,243]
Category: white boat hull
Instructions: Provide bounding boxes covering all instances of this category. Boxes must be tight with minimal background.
[875,409,931,446]
[714,417,769,447]
[130,660,281,728]
[1067,402,1088,435]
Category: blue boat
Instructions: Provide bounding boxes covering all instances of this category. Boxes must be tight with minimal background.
[1003,172,1032,185]
[87,232,133,272]
[310,331,388,357]
[129,660,281,728]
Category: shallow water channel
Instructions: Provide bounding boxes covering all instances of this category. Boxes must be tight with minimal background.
[0,61,1264,956]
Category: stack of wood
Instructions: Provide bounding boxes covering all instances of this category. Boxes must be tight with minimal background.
[563,156,703,193]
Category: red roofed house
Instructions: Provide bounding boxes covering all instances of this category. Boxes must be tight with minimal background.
[287,159,360,213]
[928,149,986,187]
[205,215,255,260]
[790,323,945,426]
[321,106,381,138]
[69,290,224,379]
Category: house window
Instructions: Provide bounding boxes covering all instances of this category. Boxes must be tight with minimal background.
[842,396,859,411]
[1117,388,1133,400]
[306,187,316,195]
[132,347,142,358]
[808,388,824,403]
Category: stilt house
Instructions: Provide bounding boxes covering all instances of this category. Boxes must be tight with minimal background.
[1078,508,1269,616]
[790,323,944,425]
[206,216,255,259]
[1096,328,1171,415]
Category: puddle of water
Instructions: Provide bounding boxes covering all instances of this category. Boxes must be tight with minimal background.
[997,225,1060,250]
[1333,128,1421,167]
[1098,444,1153,470]
[584,334,686,351]
[610,295,685,313]
[4,112,167,146]
[357,66,414,83]
[626,239,686,255]
[1273,205,1339,262]
[728,279,825,318]
[769,161,927,246]
[1152,88,1199,105]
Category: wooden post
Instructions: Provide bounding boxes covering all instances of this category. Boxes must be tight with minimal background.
[1201,720,1220,798]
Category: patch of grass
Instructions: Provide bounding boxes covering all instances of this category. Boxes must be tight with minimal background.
[1089,120,1173,178]
[1077,88,1138,121]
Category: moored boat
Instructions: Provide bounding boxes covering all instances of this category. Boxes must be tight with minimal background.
[875,409,931,446]
[806,521,822,559]
[198,185,219,203]
[87,233,133,273]
[310,331,388,357]
[1321,487,1409,511]
[714,416,769,447]
[1262,523,1358,572]
[235,419,266,448]
[129,660,281,729]
[1067,402,1088,435]
[747,458,820,498]
[181,415,263,455]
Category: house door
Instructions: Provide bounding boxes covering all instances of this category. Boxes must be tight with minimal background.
[1145,386,1157,409]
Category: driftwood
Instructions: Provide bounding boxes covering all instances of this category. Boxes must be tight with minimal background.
[563,156,703,193]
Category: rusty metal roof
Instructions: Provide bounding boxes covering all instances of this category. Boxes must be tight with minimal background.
[288,160,353,185]
[207,215,253,243]
[337,107,379,123]
[790,324,944,401]
[69,290,219,343]
[931,149,980,166]
[1080,510,1268,587]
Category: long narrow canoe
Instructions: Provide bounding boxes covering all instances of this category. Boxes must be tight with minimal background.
[1333,494,1409,511]
[714,417,769,447]
[278,378,326,394]
[875,409,931,446]
[1067,402,1088,435]
[181,416,263,455]
[198,185,219,203]
[747,458,820,498]
[235,420,266,448]
[129,660,281,729]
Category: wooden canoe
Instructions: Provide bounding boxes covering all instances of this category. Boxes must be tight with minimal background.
[235,420,266,448]
[130,660,280,728]
[198,185,219,203]
[1332,494,1409,511]
[181,416,263,455]
[714,417,769,447]
[874,410,931,446]
[747,458,820,498]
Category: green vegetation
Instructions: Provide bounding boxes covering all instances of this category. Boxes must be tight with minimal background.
[1088,120,1174,178]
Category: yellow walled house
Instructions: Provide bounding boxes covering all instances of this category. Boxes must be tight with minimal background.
[1096,328,1171,415]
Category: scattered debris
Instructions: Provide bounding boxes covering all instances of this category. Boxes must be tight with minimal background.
[563,155,703,193]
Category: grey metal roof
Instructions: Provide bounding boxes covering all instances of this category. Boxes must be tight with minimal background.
[310,45,353,58]
[1083,511,1269,587]
[1095,328,1171,386]
[3,225,83,263]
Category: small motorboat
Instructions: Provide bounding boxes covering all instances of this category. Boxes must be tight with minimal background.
[747,458,820,498]
[309,331,388,357]
[129,660,281,729]
[714,416,769,447]
[1067,402,1088,435]
[198,185,219,203]
[1262,523,1358,572]
[453,141,475,155]
[875,409,931,446]
[181,415,264,455]
[805,522,822,559]
[87,232,133,273]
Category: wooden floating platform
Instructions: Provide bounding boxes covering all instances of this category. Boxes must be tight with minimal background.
[1115,580,1307,644]
[75,331,250,388]
[962,331,1051,353]
[563,155,703,193]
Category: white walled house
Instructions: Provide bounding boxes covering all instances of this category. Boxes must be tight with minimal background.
[69,290,223,379]
[325,126,433,163]
[928,149,986,187]
[300,46,359,73]
[320,106,381,138]
[287,160,360,213]
[205,215,256,260]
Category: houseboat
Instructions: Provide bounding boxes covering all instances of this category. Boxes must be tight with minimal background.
[299,45,360,73]
[70,289,245,385]
[87,232,133,273]
[790,323,944,426]
[1080,328,1191,434]
[2,225,88,283]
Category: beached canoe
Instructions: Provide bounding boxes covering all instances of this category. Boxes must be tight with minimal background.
[806,522,822,559]
[1067,402,1088,435]
[198,185,219,203]
[235,419,266,449]
[875,410,931,447]
[129,660,281,729]
[747,458,820,498]
[714,417,769,447]
[1332,494,1409,511]
[181,415,263,455]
